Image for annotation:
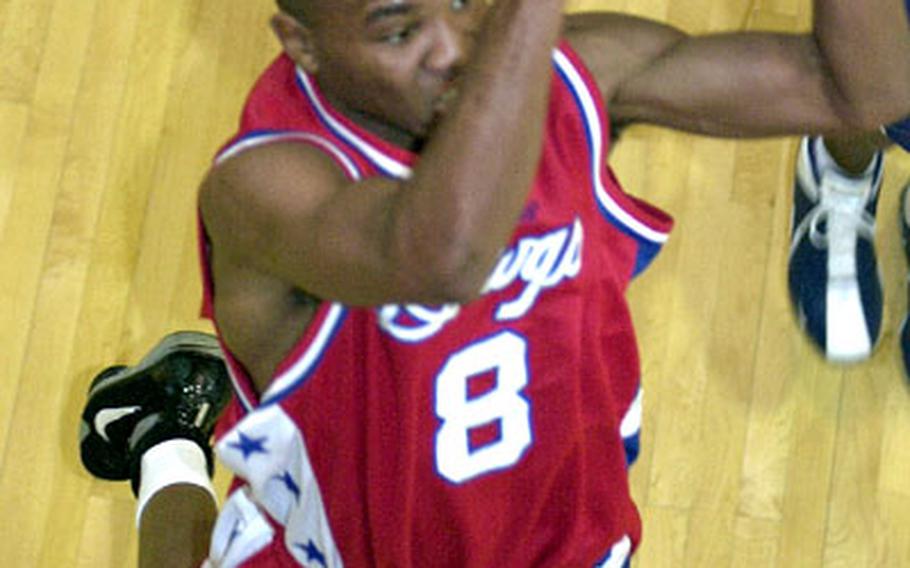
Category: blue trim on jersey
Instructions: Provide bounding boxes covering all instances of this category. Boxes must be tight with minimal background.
[632,241,662,277]
[552,53,665,278]
[623,432,641,467]
[260,305,349,406]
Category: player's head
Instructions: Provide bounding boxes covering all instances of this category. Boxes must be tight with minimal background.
[272,0,485,148]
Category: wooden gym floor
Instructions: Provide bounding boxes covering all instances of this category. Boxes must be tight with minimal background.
[1,0,908,565]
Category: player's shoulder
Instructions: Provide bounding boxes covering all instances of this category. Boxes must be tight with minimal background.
[205,139,350,205]
[199,139,353,258]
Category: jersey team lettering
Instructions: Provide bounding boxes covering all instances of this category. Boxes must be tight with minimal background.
[378,218,584,342]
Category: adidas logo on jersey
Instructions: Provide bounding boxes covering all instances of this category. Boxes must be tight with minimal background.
[379,218,584,342]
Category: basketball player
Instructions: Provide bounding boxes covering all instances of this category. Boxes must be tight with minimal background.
[79,0,910,566]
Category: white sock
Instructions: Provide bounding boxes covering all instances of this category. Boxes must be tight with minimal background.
[136,439,217,528]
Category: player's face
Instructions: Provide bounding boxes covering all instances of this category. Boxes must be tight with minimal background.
[299,0,485,148]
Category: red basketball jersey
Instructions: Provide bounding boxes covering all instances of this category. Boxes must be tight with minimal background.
[198,43,673,568]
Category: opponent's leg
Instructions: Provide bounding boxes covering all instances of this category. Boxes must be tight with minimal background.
[788,133,887,362]
[788,0,908,359]
[821,130,890,174]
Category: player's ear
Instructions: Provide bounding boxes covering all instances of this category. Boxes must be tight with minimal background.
[271,11,319,73]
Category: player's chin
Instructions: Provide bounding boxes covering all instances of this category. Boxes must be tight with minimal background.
[423,103,454,136]
[411,111,442,140]
[409,93,460,141]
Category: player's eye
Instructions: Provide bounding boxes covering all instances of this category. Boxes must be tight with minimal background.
[383,24,418,45]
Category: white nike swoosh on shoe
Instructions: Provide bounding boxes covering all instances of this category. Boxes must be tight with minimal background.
[94,406,142,442]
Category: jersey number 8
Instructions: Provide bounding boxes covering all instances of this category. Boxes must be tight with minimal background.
[434,331,532,484]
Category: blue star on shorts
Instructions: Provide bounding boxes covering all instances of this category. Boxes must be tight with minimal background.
[228,431,268,460]
[295,539,327,567]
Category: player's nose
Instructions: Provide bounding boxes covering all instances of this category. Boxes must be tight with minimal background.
[423,17,471,75]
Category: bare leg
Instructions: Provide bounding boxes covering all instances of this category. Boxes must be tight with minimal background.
[822,130,891,174]
[139,485,217,568]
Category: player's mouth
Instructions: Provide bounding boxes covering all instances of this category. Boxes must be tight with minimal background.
[432,86,460,116]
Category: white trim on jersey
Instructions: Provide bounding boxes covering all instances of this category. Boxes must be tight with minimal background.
[215,130,362,180]
[596,535,632,568]
[552,50,669,246]
[295,68,413,180]
[262,303,348,405]
[619,388,642,440]
[224,355,257,414]
[215,281,348,415]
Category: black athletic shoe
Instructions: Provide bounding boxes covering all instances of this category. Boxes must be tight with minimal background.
[78,331,231,493]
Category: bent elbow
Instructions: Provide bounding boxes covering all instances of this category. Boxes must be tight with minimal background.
[840,103,908,134]
[390,235,492,306]
[431,261,490,305]
[385,203,495,306]
[405,252,490,305]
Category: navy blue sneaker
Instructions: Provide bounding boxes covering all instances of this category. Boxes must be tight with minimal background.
[899,183,910,378]
[788,137,884,362]
[78,331,231,493]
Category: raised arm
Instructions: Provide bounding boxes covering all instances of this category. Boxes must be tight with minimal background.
[201,0,564,307]
[566,0,910,137]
